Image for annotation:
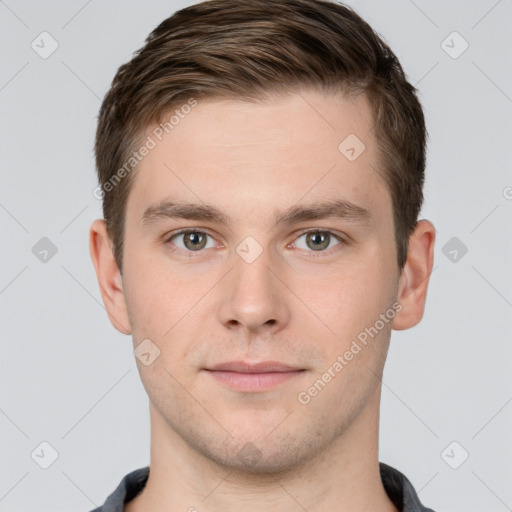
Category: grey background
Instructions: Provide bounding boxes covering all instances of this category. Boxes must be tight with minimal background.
[1,0,511,510]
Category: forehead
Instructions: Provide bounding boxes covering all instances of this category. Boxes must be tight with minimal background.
[126,90,391,227]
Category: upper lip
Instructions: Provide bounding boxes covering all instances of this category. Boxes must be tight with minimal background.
[207,361,303,373]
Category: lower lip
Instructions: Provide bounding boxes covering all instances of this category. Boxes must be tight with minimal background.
[207,370,304,392]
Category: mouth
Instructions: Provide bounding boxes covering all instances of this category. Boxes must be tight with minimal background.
[204,361,306,392]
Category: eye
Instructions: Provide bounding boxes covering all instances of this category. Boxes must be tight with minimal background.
[292,229,343,252]
[165,228,345,257]
[167,230,217,252]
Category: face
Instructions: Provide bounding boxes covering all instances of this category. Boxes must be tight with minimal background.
[105,90,406,473]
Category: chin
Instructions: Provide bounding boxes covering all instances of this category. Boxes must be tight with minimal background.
[191,429,325,476]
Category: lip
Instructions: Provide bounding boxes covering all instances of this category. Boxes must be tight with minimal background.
[209,361,301,373]
[205,361,305,392]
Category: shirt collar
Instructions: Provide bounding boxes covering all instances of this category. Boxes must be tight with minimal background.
[91,462,435,512]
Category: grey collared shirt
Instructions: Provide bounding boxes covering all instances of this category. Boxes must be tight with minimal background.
[89,462,436,511]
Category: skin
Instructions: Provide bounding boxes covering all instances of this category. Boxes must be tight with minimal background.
[90,89,435,512]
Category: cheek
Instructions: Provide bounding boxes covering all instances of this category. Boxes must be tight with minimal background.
[123,253,213,371]
[304,254,397,342]
[122,253,184,346]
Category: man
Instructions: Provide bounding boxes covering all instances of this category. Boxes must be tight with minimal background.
[89,0,436,510]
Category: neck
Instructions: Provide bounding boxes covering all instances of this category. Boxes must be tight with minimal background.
[126,385,397,512]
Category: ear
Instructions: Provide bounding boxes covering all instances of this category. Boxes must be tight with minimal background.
[392,219,436,330]
[89,219,132,335]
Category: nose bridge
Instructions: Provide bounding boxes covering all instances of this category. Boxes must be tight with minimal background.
[217,239,289,332]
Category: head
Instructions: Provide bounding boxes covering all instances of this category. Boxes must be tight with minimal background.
[90,0,435,474]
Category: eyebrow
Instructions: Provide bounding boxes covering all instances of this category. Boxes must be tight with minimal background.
[141,198,371,230]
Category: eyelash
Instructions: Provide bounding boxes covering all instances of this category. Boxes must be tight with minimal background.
[164,228,347,259]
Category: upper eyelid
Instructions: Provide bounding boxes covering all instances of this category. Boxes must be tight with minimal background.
[292,229,345,248]
[295,227,344,238]
[167,228,219,244]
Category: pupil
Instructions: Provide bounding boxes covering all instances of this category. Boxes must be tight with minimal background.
[308,232,328,251]
[186,232,205,250]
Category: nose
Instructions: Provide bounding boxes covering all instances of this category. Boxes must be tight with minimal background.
[215,245,291,335]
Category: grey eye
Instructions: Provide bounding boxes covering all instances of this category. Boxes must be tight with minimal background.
[294,231,340,252]
[171,231,214,251]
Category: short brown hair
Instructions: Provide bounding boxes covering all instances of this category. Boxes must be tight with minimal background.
[95,0,426,272]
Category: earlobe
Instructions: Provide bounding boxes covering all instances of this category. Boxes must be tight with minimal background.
[89,219,132,335]
[392,219,436,331]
